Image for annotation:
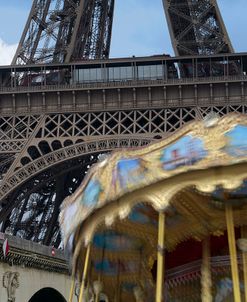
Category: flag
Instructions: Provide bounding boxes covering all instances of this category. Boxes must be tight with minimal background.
[3,239,9,258]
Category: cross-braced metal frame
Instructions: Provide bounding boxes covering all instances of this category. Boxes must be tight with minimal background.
[12,0,114,64]
[12,0,232,65]
[163,0,234,55]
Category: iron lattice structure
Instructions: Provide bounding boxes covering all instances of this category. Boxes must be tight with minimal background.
[0,1,239,247]
[163,0,234,55]
[13,0,232,65]
[12,0,114,64]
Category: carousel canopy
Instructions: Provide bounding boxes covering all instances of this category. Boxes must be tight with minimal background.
[59,114,247,300]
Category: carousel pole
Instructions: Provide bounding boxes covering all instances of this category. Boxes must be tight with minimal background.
[69,278,75,302]
[225,204,241,302]
[95,282,100,302]
[79,244,92,302]
[95,236,106,302]
[241,226,247,302]
[201,237,212,302]
[116,259,121,302]
[156,212,166,302]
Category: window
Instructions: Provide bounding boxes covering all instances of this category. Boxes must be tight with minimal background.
[137,64,163,80]
[75,67,102,83]
[107,66,133,81]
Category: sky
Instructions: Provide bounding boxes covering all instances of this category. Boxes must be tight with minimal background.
[0,0,246,65]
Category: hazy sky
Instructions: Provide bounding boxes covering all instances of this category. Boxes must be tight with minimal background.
[0,1,246,65]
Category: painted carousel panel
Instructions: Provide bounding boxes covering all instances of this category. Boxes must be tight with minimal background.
[224,125,247,157]
[114,158,149,191]
[80,178,103,207]
[62,203,78,228]
[160,135,207,171]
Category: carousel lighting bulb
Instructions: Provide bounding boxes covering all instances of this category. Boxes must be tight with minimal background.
[93,280,103,295]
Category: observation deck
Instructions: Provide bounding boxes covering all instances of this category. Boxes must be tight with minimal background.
[1,53,247,115]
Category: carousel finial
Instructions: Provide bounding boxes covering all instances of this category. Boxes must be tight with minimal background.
[203,112,220,128]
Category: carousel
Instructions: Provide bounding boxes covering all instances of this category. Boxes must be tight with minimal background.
[60,114,247,302]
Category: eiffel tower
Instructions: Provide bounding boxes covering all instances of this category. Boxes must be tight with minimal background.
[0,0,246,247]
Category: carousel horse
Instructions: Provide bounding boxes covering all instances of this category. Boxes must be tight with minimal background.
[215,277,244,302]
[81,285,93,302]
[86,281,109,302]
[133,286,145,302]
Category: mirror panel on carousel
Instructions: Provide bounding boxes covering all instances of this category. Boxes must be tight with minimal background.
[60,114,247,302]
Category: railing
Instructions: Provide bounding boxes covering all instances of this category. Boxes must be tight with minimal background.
[1,75,247,94]
[165,255,243,301]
